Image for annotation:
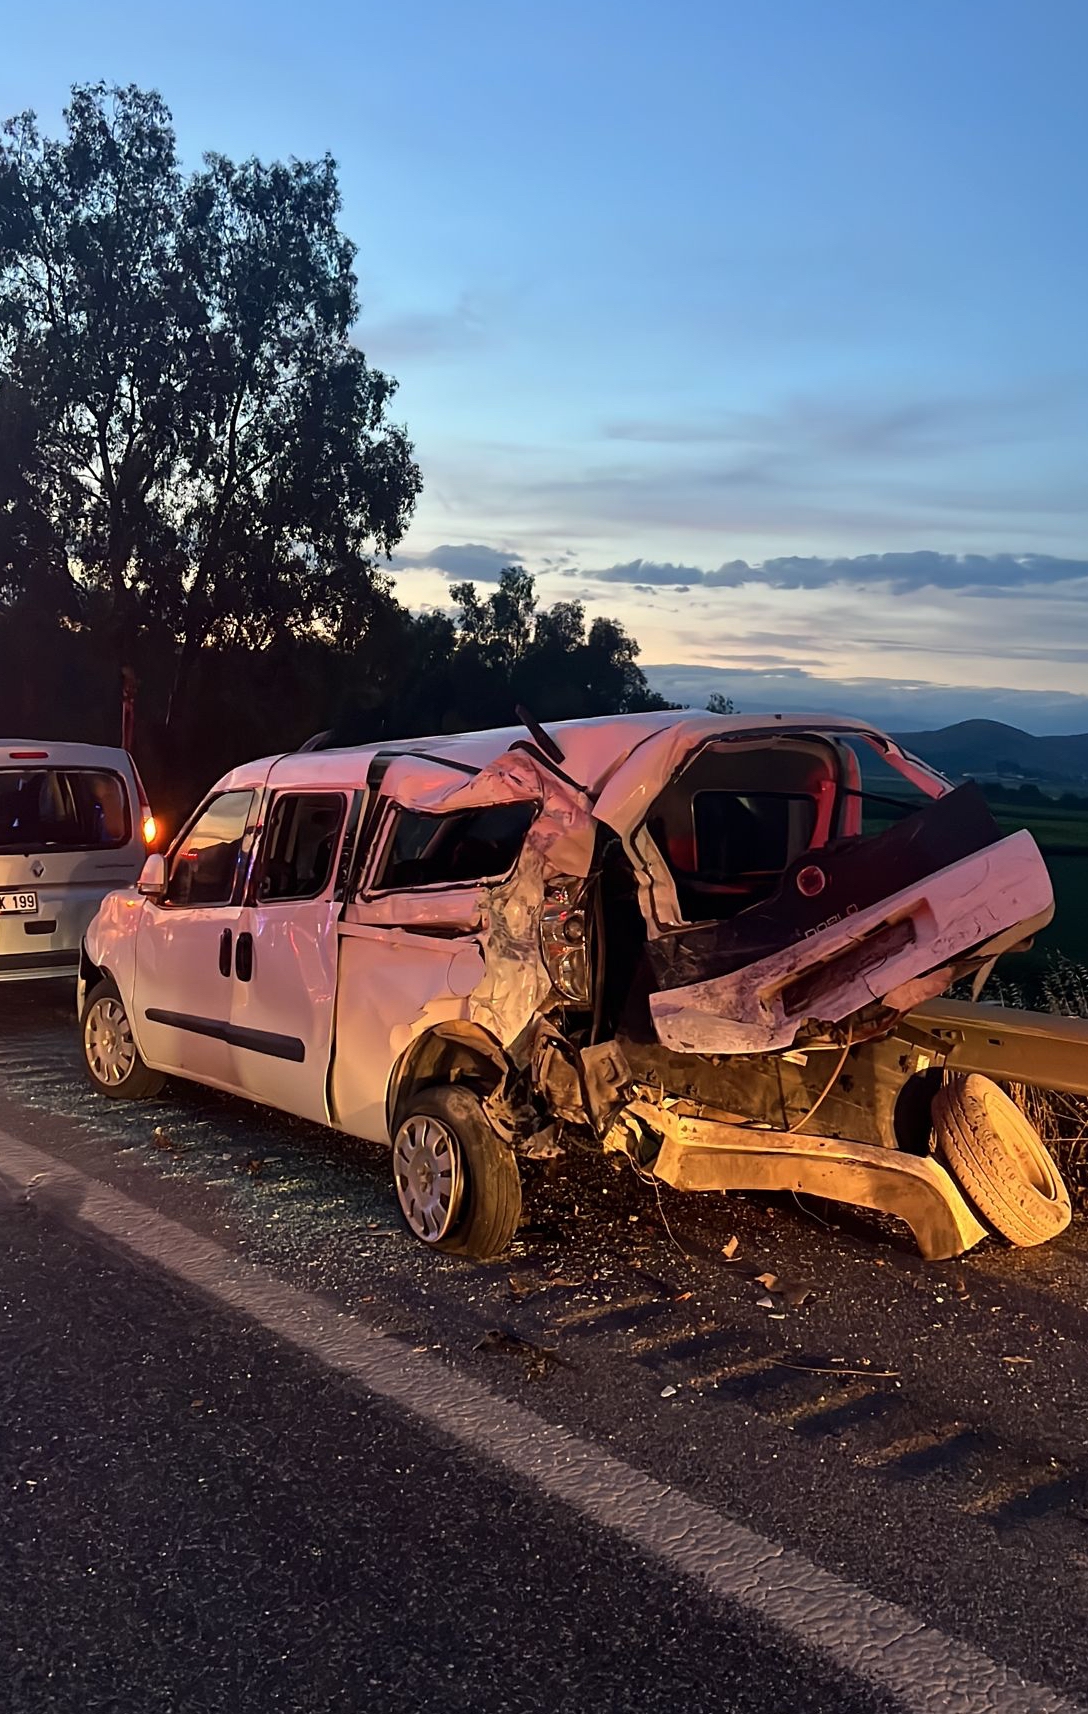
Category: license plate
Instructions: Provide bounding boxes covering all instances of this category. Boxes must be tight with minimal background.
[0,891,38,916]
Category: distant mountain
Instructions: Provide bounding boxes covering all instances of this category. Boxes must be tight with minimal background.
[892,720,1088,788]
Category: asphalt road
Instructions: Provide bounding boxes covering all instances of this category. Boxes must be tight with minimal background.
[3,982,1088,1712]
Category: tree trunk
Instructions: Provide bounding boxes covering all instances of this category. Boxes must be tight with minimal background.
[120,666,137,751]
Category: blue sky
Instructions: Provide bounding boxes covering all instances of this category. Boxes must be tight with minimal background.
[5,1,1088,729]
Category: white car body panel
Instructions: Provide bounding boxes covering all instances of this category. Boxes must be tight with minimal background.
[648,829,1054,1055]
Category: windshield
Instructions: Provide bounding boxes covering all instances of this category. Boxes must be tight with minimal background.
[0,768,131,852]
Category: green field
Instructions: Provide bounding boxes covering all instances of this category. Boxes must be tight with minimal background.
[1035,853,1088,964]
[989,803,1088,856]
[981,804,1088,990]
[984,805,1088,968]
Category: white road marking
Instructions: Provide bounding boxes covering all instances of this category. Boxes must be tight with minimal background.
[0,1126,1080,1714]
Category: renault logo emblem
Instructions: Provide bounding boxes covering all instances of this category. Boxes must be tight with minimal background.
[31,860,45,879]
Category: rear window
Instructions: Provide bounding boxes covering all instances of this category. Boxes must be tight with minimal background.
[692,791,818,876]
[373,801,538,891]
[0,768,130,852]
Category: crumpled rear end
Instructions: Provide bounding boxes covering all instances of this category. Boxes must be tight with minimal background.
[645,787,1054,1055]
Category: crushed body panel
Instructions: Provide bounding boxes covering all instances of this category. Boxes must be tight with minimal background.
[622,1095,989,1260]
[646,824,1052,1055]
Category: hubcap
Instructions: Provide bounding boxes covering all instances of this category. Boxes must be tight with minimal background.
[393,1114,463,1242]
[85,997,137,1086]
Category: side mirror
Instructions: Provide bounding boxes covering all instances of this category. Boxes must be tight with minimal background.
[137,853,168,899]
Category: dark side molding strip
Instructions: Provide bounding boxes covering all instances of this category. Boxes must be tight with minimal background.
[144,1009,306,1063]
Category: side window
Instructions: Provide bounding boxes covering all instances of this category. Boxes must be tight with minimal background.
[372,800,538,891]
[252,793,346,902]
[837,738,933,838]
[167,791,255,907]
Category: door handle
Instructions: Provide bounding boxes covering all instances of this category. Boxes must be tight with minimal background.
[218,928,233,977]
[235,931,254,982]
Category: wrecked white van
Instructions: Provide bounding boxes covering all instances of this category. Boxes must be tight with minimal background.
[79,709,1069,1261]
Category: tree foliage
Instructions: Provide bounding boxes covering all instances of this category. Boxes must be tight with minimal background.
[0,82,421,705]
[0,86,672,833]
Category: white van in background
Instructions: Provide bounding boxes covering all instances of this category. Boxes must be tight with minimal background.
[0,740,155,983]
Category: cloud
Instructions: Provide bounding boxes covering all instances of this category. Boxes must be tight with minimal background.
[360,293,490,362]
[594,558,707,586]
[392,542,522,582]
[585,551,1088,594]
[602,384,1085,457]
[643,663,1088,736]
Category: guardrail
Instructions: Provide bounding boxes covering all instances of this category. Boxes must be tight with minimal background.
[909,998,1088,1098]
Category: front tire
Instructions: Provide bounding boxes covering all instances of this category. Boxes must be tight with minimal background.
[392,1085,522,1259]
[81,978,165,1100]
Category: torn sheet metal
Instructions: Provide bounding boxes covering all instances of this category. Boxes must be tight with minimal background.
[530,1021,633,1132]
[378,747,596,883]
[345,747,597,1055]
[644,783,1006,993]
[648,829,1053,1055]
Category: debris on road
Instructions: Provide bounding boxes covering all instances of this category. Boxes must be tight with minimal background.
[474,1327,562,1380]
[518,1125,564,1161]
[773,1359,900,1380]
[630,1266,692,1302]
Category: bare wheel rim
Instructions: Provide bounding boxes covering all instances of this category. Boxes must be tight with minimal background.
[85,997,138,1086]
[393,1114,464,1242]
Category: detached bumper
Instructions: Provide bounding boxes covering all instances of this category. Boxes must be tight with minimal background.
[648,829,1053,1056]
[626,1096,989,1261]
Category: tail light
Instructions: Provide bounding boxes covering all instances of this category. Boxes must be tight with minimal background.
[134,770,157,847]
[541,877,592,1004]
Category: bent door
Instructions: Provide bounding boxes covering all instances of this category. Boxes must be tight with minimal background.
[330,793,537,1143]
[228,788,360,1123]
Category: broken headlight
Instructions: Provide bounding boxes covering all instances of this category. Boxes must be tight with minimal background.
[540,878,592,1005]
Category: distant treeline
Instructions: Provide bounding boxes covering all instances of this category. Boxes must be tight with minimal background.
[0,571,670,835]
[979,781,1088,812]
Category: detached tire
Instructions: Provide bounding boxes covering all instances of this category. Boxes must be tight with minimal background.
[81,977,166,1100]
[392,1085,522,1260]
[932,1073,1070,1246]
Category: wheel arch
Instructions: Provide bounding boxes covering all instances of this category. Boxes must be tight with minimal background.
[78,939,106,1001]
[385,1021,513,1138]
